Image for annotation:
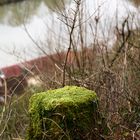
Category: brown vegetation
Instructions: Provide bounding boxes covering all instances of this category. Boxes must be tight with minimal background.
[0,0,140,139]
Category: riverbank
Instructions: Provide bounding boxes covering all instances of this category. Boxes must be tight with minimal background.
[0,0,139,139]
[0,0,24,6]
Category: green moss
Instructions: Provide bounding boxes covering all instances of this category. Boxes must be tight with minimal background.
[27,86,107,140]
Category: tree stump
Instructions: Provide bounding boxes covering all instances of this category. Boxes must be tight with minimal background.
[27,86,107,140]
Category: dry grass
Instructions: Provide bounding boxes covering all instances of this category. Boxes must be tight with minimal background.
[0,0,140,139]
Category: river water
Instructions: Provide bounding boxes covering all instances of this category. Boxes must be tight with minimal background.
[0,0,139,67]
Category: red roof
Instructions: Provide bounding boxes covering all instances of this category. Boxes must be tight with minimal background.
[0,52,67,78]
[1,64,22,78]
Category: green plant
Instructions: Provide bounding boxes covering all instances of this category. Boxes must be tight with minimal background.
[27,86,108,140]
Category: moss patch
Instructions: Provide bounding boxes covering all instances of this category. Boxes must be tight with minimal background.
[27,86,106,140]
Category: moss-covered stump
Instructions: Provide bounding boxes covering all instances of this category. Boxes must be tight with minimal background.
[27,86,107,140]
